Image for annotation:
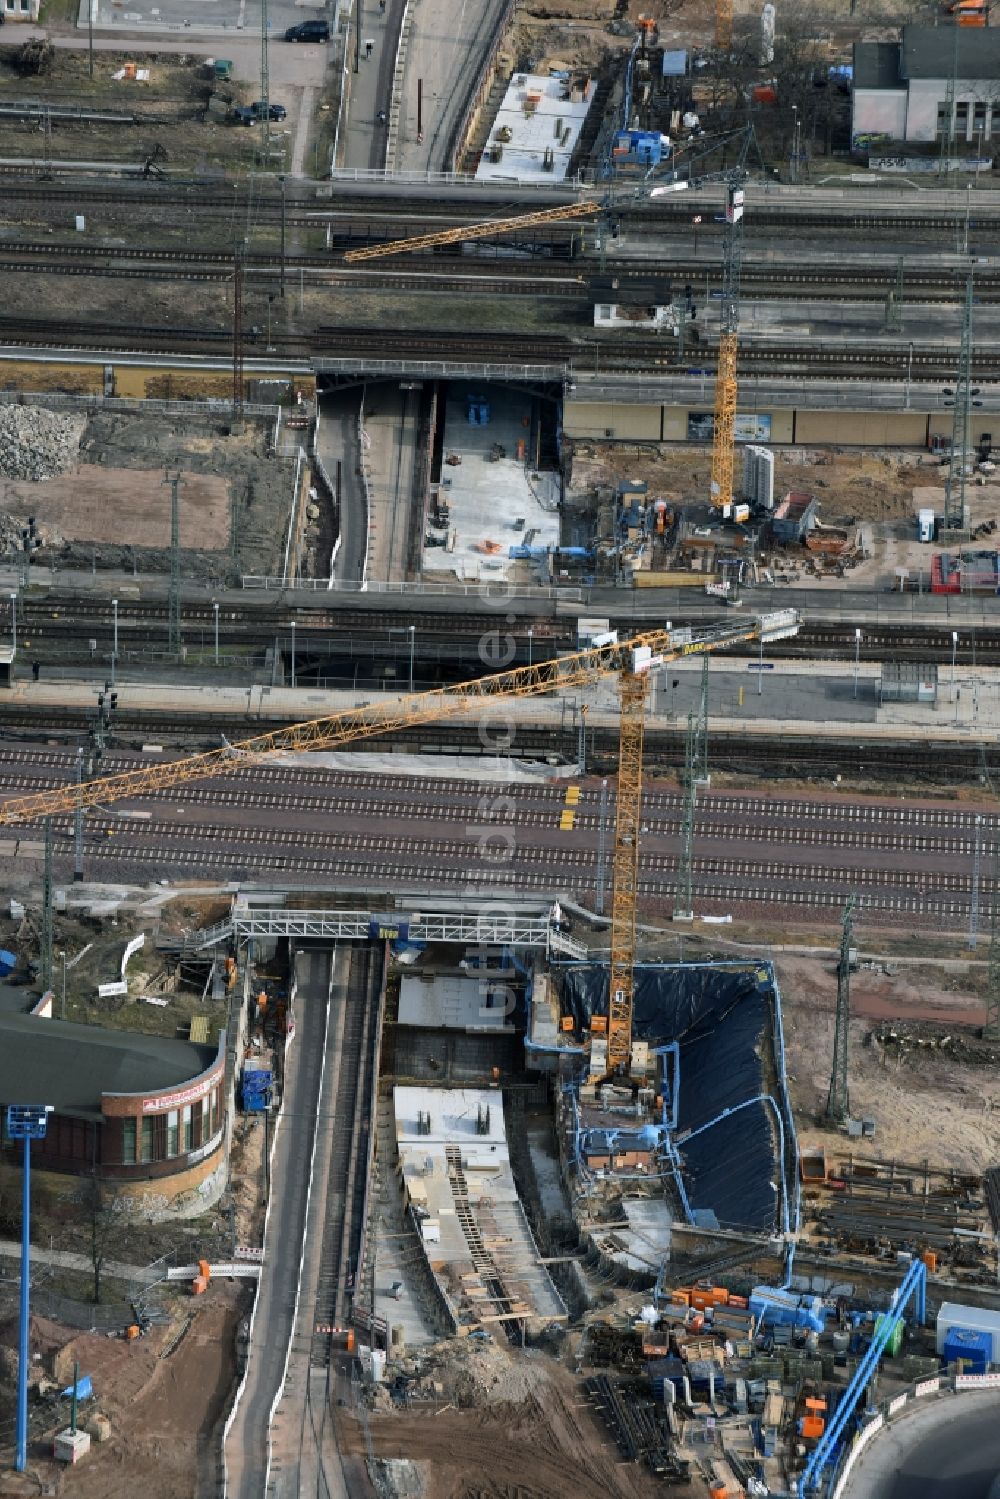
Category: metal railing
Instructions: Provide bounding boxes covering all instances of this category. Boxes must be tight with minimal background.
[327,165,587,188]
[828,1368,1000,1498]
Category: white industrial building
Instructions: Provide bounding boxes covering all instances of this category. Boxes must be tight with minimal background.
[398,972,516,1032]
[393,1085,565,1332]
[853,26,1000,145]
[475,71,595,184]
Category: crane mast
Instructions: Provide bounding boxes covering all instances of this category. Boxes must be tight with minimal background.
[604,666,649,1074]
[709,181,745,516]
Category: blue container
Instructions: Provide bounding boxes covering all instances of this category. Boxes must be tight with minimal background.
[943,1327,991,1373]
[750,1286,827,1333]
[0,949,16,977]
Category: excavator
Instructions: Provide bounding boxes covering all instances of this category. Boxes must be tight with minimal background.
[0,611,801,1077]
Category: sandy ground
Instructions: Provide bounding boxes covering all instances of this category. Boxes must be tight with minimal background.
[0,466,230,549]
[777,949,1000,1174]
[569,441,947,526]
[1,1287,243,1499]
[350,1350,670,1499]
[0,404,296,579]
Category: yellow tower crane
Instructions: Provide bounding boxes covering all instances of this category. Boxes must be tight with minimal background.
[709,179,746,518]
[342,201,602,263]
[0,611,800,1072]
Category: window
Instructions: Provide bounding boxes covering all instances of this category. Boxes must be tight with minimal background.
[166,1110,179,1158]
[140,1116,153,1163]
[19,0,28,12]
[181,1105,192,1152]
[122,1118,136,1164]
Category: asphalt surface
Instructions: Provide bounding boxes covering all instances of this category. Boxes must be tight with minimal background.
[224,947,331,1499]
[845,1391,1000,1499]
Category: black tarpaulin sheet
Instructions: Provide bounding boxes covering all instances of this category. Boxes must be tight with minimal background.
[556,962,781,1231]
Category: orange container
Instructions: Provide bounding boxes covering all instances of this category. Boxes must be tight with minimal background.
[922,1250,938,1274]
[199,1259,212,1282]
[191,1276,207,1296]
[710,1486,727,1499]
[801,1415,825,1440]
[345,1329,355,1353]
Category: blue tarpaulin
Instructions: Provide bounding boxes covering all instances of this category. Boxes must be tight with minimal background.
[61,1375,93,1401]
[555,962,793,1232]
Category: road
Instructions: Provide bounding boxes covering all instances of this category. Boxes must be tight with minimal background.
[0,749,996,935]
[845,1391,1000,1499]
[224,946,331,1499]
[316,389,368,584]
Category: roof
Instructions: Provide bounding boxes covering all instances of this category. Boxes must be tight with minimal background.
[591,276,672,305]
[853,41,902,90]
[398,973,515,1032]
[0,1013,220,1119]
[662,49,688,77]
[902,24,1000,80]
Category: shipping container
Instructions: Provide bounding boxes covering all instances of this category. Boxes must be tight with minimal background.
[942,1327,992,1372]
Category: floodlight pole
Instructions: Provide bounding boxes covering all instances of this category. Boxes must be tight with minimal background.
[8,1105,51,1474]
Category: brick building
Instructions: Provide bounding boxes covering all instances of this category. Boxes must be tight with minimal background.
[0,1009,227,1218]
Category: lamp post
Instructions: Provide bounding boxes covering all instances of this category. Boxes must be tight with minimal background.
[528,628,533,669]
[757,630,764,696]
[10,592,16,656]
[952,629,959,701]
[853,627,861,699]
[290,621,296,689]
[7,1105,52,1473]
[408,624,415,693]
[213,601,220,666]
[60,949,66,1020]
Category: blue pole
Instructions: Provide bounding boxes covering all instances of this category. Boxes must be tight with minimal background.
[16,1133,29,1472]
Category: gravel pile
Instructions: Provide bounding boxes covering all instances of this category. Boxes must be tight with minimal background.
[0,406,86,482]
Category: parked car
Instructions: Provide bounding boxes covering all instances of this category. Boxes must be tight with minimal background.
[234,101,287,124]
[285,18,329,40]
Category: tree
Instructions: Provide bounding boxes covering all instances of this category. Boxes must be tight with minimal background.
[83,1174,124,1305]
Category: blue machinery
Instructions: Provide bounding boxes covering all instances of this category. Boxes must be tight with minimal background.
[7,1104,51,1473]
[798,1257,928,1497]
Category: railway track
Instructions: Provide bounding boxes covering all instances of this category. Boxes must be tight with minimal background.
[0,704,992,785]
[11,594,1000,660]
[15,816,981,929]
[0,751,992,927]
[308,944,379,1374]
[3,174,1000,234]
[0,308,997,379]
[7,239,998,304]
